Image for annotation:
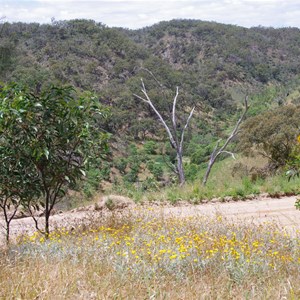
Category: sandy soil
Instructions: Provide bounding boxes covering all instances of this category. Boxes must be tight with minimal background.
[1,195,300,245]
[163,195,300,230]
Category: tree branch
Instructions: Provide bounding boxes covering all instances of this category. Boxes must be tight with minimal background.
[172,87,179,128]
[140,67,165,89]
[219,151,236,160]
[203,95,249,185]
[162,154,178,174]
[134,79,177,148]
[217,95,249,155]
[26,203,45,235]
[179,106,195,152]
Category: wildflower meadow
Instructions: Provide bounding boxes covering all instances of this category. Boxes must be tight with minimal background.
[1,208,300,299]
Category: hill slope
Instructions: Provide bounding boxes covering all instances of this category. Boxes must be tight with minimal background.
[1,19,300,158]
[1,20,300,120]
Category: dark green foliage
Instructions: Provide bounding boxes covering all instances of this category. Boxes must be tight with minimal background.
[0,83,109,236]
[184,163,201,181]
[0,22,17,80]
[1,19,300,142]
[114,157,127,174]
[123,167,139,183]
[286,139,300,183]
[125,145,142,183]
[82,167,102,198]
[143,141,157,155]
[114,144,143,184]
[239,105,300,168]
[147,160,164,180]
[0,140,40,242]
[190,145,214,165]
[295,198,300,210]
[128,143,138,156]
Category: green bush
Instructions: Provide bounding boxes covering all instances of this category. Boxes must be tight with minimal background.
[143,141,157,155]
[239,105,300,168]
[129,143,138,156]
[147,160,163,180]
[123,161,140,183]
[140,177,159,192]
[190,144,214,165]
[184,163,201,181]
[100,162,111,181]
[114,157,127,174]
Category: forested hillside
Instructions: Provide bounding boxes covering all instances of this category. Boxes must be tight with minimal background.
[2,19,300,128]
[1,18,300,197]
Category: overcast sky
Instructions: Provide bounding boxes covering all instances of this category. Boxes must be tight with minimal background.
[1,0,300,29]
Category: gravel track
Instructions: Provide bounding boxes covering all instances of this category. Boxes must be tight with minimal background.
[1,195,299,245]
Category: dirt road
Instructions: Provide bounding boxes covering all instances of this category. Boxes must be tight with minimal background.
[1,195,299,244]
[163,195,300,230]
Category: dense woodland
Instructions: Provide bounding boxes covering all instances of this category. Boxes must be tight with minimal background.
[1,18,300,209]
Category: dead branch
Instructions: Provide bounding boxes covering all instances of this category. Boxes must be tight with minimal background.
[202,95,249,186]
[134,78,195,185]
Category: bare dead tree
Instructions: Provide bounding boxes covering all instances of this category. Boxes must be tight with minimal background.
[134,79,195,185]
[202,95,249,186]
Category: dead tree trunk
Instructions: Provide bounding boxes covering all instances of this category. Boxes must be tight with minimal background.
[134,79,195,186]
[202,96,249,186]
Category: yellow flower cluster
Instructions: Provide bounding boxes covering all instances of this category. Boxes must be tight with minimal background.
[17,214,300,273]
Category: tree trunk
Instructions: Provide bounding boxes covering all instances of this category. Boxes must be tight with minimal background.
[177,153,185,186]
[45,212,50,239]
[6,225,9,245]
[45,193,50,239]
[202,96,249,186]
[202,158,214,186]
[2,203,12,245]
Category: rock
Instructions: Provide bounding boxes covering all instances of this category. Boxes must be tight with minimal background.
[210,198,220,203]
[224,196,233,202]
[97,195,135,211]
[88,205,96,212]
[70,195,135,212]
[260,193,269,198]
[14,210,29,219]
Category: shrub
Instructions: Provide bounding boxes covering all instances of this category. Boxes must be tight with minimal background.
[239,105,300,168]
[143,141,157,155]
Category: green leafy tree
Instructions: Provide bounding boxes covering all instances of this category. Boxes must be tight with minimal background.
[0,84,109,237]
[287,135,300,174]
[239,105,300,168]
[0,147,40,243]
[285,136,300,209]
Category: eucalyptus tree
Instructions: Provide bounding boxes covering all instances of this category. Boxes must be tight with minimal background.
[0,148,40,243]
[0,84,109,238]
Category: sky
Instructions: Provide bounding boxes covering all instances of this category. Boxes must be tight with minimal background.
[1,0,300,29]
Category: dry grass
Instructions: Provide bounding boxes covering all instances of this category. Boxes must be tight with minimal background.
[138,155,300,204]
[1,209,300,299]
